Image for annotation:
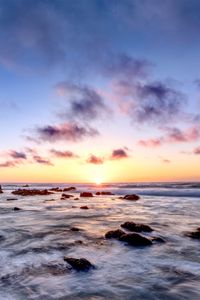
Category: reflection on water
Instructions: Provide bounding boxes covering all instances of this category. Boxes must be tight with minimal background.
[0,183,200,299]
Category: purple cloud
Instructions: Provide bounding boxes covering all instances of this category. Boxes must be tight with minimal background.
[0,161,16,168]
[30,122,99,143]
[50,149,78,158]
[9,150,27,160]
[33,155,53,166]
[87,154,104,164]
[194,147,200,154]
[111,149,129,160]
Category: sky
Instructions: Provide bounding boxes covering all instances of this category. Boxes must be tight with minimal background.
[1,0,200,183]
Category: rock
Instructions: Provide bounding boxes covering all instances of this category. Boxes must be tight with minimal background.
[22,184,29,188]
[7,198,18,201]
[63,187,76,192]
[80,206,89,209]
[0,185,3,193]
[12,189,53,196]
[70,227,80,231]
[61,193,73,199]
[185,228,200,239]
[74,198,79,200]
[96,191,114,195]
[123,194,140,201]
[13,207,21,211]
[105,229,125,239]
[80,192,93,197]
[49,187,63,192]
[121,221,153,232]
[152,237,165,243]
[119,233,152,246]
[63,257,94,271]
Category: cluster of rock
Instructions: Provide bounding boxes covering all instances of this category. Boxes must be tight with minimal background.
[96,191,114,195]
[0,185,3,193]
[61,193,73,200]
[12,189,54,196]
[105,221,165,247]
[80,192,93,197]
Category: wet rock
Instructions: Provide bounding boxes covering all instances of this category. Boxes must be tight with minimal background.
[63,187,76,192]
[7,198,18,201]
[64,257,94,271]
[70,227,80,231]
[49,187,63,192]
[0,185,3,193]
[121,221,153,232]
[105,229,125,239]
[185,228,200,239]
[96,191,114,195]
[22,184,29,188]
[123,194,140,201]
[12,189,53,196]
[0,235,5,242]
[119,233,152,246]
[61,193,73,199]
[13,207,21,211]
[80,206,89,209]
[74,198,79,200]
[152,237,166,243]
[80,192,93,197]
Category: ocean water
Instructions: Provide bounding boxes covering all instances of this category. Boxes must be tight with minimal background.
[0,182,200,300]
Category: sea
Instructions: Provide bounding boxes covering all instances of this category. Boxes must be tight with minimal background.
[0,182,200,300]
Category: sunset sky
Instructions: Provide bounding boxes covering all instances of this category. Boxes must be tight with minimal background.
[1,0,200,183]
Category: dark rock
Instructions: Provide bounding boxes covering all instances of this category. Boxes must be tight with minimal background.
[12,189,53,196]
[80,206,89,209]
[49,187,63,192]
[119,233,152,246]
[22,184,29,188]
[70,227,80,232]
[152,237,165,243]
[61,193,73,199]
[7,198,18,201]
[13,207,21,211]
[96,191,114,195]
[105,229,125,239]
[185,228,200,239]
[63,187,76,192]
[74,198,79,200]
[123,194,140,201]
[63,257,94,271]
[0,185,3,193]
[121,221,153,232]
[80,192,93,197]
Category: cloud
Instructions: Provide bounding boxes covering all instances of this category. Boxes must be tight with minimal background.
[55,82,110,121]
[110,149,129,160]
[139,126,200,147]
[9,150,27,160]
[33,155,53,166]
[50,149,78,158]
[194,147,200,154]
[0,161,16,168]
[29,122,99,143]
[87,154,104,164]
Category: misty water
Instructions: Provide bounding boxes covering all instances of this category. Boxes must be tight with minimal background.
[0,183,200,299]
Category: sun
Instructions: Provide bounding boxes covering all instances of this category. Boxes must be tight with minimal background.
[94,178,102,185]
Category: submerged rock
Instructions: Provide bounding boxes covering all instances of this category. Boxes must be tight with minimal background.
[13,207,21,211]
[185,228,200,239]
[61,193,73,199]
[105,229,125,239]
[74,198,79,200]
[7,198,18,201]
[63,187,76,192]
[80,192,93,197]
[80,206,89,209]
[12,189,53,196]
[123,194,140,201]
[121,221,153,232]
[119,233,152,246]
[152,237,166,243]
[96,191,114,195]
[49,187,63,192]
[64,257,94,271]
[70,227,80,232]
